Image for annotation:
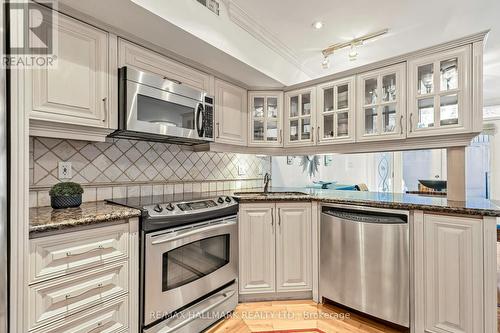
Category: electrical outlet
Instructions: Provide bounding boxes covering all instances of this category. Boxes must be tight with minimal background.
[238,165,246,176]
[58,161,72,179]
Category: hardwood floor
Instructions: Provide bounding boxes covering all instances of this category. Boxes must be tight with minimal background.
[207,300,407,333]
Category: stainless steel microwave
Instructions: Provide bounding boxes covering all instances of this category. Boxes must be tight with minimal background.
[109,66,214,145]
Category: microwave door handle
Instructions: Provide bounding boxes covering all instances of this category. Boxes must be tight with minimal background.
[195,102,204,137]
[151,219,236,245]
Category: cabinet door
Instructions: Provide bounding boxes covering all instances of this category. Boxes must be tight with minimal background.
[356,63,406,142]
[317,76,355,144]
[27,9,109,128]
[284,88,316,147]
[239,204,276,294]
[214,79,248,146]
[422,214,483,333]
[248,91,283,147]
[118,38,212,94]
[408,46,471,137]
[276,203,312,292]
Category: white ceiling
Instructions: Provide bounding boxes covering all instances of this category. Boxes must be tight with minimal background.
[60,0,500,105]
[231,0,500,105]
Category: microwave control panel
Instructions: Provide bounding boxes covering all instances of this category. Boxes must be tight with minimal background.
[204,96,214,139]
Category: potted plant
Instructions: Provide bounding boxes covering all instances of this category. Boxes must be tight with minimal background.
[49,182,84,209]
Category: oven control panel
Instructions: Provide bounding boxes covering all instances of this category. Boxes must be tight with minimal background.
[145,196,237,218]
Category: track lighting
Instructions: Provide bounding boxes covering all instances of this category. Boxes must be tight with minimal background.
[321,29,388,68]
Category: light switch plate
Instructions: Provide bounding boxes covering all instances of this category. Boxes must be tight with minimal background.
[58,161,72,179]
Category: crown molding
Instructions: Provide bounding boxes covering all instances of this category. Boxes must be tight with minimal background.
[222,0,314,79]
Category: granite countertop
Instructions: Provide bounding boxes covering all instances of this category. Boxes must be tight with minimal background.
[233,187,500,217]
[29,201,142,238]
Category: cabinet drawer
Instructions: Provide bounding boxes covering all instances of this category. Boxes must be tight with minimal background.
[29,261,129,330]
[30,296,129,333]
[30,223,129,283]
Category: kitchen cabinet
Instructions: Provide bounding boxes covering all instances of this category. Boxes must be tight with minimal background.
[214,79,248,146]
[27,7,114,142]
[408,46,471,137]
[284,88,317,147]
[316,77,355,144]
[248,91,284,147]
[238,204,276,294]
[118,38,213,94]
[414,213,485,333]
[239,203,312,295]
[28,220,138,332]
[356,63,406,142]
[276,203,312,292]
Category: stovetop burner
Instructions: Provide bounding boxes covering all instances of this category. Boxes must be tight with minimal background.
[106,192,239,232]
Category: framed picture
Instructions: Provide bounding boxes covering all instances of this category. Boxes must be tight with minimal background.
[324,155,333,166]
[286,156,295,165]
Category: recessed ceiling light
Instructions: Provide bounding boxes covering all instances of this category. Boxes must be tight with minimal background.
[312,21,323,30]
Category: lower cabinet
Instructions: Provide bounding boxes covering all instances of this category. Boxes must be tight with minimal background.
[414,212,494,333]
[239,202,312,295]
[28,219,139,333]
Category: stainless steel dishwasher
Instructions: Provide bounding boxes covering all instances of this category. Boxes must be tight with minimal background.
[320,206,409,327]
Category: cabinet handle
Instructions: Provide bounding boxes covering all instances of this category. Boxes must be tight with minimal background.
[63,282,103,302]
[278,208,281,227]
[102,97,107,123]
[409,113,413,133]
[400,115,404,134]
[271,208,274,229]
[279,129,283,143]
[64,244,105,258]
[216,122,220,138]
[311,126,314,142]
[317,126,320,142]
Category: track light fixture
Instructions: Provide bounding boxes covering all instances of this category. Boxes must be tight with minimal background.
[321,29,388,68]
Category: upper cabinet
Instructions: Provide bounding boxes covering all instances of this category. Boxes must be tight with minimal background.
[248,91,283,147]
[408,46,471,137]
[316,77,355,144]
[118,39,213,95]
[214,79,248,146]
[356,63,406,142]
[284,88,317,147]
[27,8,114,141]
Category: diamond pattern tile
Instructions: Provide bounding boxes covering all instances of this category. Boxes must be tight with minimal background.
[30,137,270,190]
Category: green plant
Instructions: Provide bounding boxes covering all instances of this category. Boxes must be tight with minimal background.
[49,182,84,197]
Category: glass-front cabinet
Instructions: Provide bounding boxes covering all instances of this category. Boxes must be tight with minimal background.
[316,76,355,144]
[248,91,283,147]
[356,63,406,142]
[408,45,470,137]
[284,88,316,147]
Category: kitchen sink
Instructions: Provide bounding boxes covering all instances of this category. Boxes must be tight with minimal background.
[233,191,309,197]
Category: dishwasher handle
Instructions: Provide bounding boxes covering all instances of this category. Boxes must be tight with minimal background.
[322,209,407,224]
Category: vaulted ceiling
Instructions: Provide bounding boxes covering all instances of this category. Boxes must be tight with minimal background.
[60,0,500,105]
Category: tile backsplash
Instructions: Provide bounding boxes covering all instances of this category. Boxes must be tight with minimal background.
[29,137,270,207]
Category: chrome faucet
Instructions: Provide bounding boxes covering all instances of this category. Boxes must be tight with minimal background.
[263,172,271,193]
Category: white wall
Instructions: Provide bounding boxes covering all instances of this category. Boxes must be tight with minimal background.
[486,119,500,200]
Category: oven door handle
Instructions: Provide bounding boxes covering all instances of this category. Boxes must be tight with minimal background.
[151,220,236,245]
[154,289,236,333]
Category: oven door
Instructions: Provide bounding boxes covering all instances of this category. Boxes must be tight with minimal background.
[143,216,238,326]
[126,80,206,140]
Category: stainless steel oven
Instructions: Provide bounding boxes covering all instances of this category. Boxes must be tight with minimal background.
[144,215,238,329]
[107,194,239,332]
[110,66,214,145]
